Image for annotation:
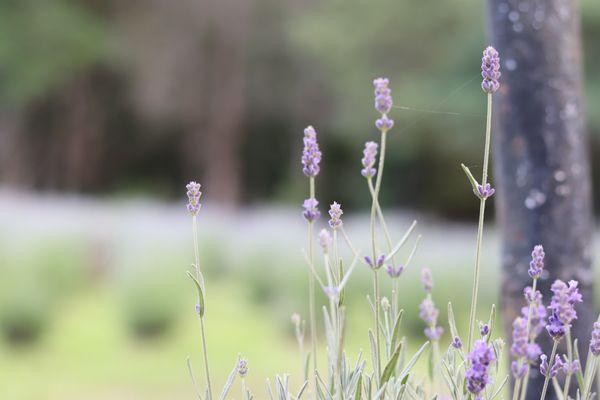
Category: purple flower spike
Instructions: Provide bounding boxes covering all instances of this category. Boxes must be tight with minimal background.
[361,141,378,178]
[375,116,394,131]
[549,279,582,325]
[373,78,393,114]
[301,126,322,177]
[419,297,439,327]
[365,254,385,270]
[421,268,434,293]
[480,323,490,337]
[328,202,343,229]
[452,336,462,349]
[373,78,394,132]
[528,245,545,279]
[466,340,496,397]
[590,321,600,356]
[186,181,202,216]
[511,361,528,379]
[476,183,495,199]
[302,198,320,222]
[425,326,444,341]
[324,286,340,299]
[318,229,332,251]
[546,312,568,340]
[540,354,564,378]
[511,317,528,357]
[481,46,501,94]
[563,358,580,375]
[386,264,405,278]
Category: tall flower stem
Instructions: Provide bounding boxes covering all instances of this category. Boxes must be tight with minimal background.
[467,93,493,351]
[370,129,388,379]
[192,216,213,400]
[307,177,318,398]
[540,341,559,400]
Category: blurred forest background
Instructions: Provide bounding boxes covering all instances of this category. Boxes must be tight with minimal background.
[0,1,599,399]
[1,0,598,217]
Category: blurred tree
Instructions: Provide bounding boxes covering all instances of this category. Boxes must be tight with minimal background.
[0,0,107,188]
[488,0,595,397]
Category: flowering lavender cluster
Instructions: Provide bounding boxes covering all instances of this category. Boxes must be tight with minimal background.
[466,340,496,398]
[546,279,582,339]
[361,141,378,178]
[419,268,443,341]
[182,44,600,400]
[186,181,202,216]
[373,78,394,131]
[301,125,321,177]
[481,46,500,94]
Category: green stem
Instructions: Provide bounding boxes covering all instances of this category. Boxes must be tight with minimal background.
[467,93,493,351]
[192,216,213,400]
[370,129,388,381]
[540,341,559,400]
[307,177,318,399]
[512,378,522,400]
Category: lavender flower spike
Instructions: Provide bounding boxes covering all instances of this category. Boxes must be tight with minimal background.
[421,268,434,293]
[540,354,564,378]
[510,317,528,358]
[549,279,582,325]
[419,297,439,326]
[186,181,202,216]
[328,201,343,229]
[365,254,385,270]
[476,183,495,199]
[528,245,545,279]
[386,264,404,278]
[546,312,567,340]
[466,340,496,397]
[452,336,462,349]
[318,228,332,252]
[302,198,320,222]
[361,141,378,178]
[590,321,600,356]
[301,125,321,177]
[481,46,501,94]
[237,358,248,377]
[373,77,394,131]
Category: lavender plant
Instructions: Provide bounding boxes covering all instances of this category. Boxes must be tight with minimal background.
[184,45,600,400]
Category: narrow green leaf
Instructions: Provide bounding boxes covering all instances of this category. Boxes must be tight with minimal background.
[219,362,238,400]
[187,271,205,317]
[296,380,309,399]
[390,309,404,353]
[354,374,362,400]
[461,163,480,190]
[573,338,584,391]
[399,342,430,379]
[447,302,459,339]
[304,353,311,382]
[381,343,402,386]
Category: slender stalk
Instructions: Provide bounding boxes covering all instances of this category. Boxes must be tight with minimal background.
[540,341,559,400]
[512,378,522,400]
[370,129,388,380]
[467,93,493,351]
[192,216,213,400]
[561,330,573,400]
[307,177,318,398]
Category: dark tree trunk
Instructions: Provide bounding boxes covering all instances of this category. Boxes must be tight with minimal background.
[488,0,595,398]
